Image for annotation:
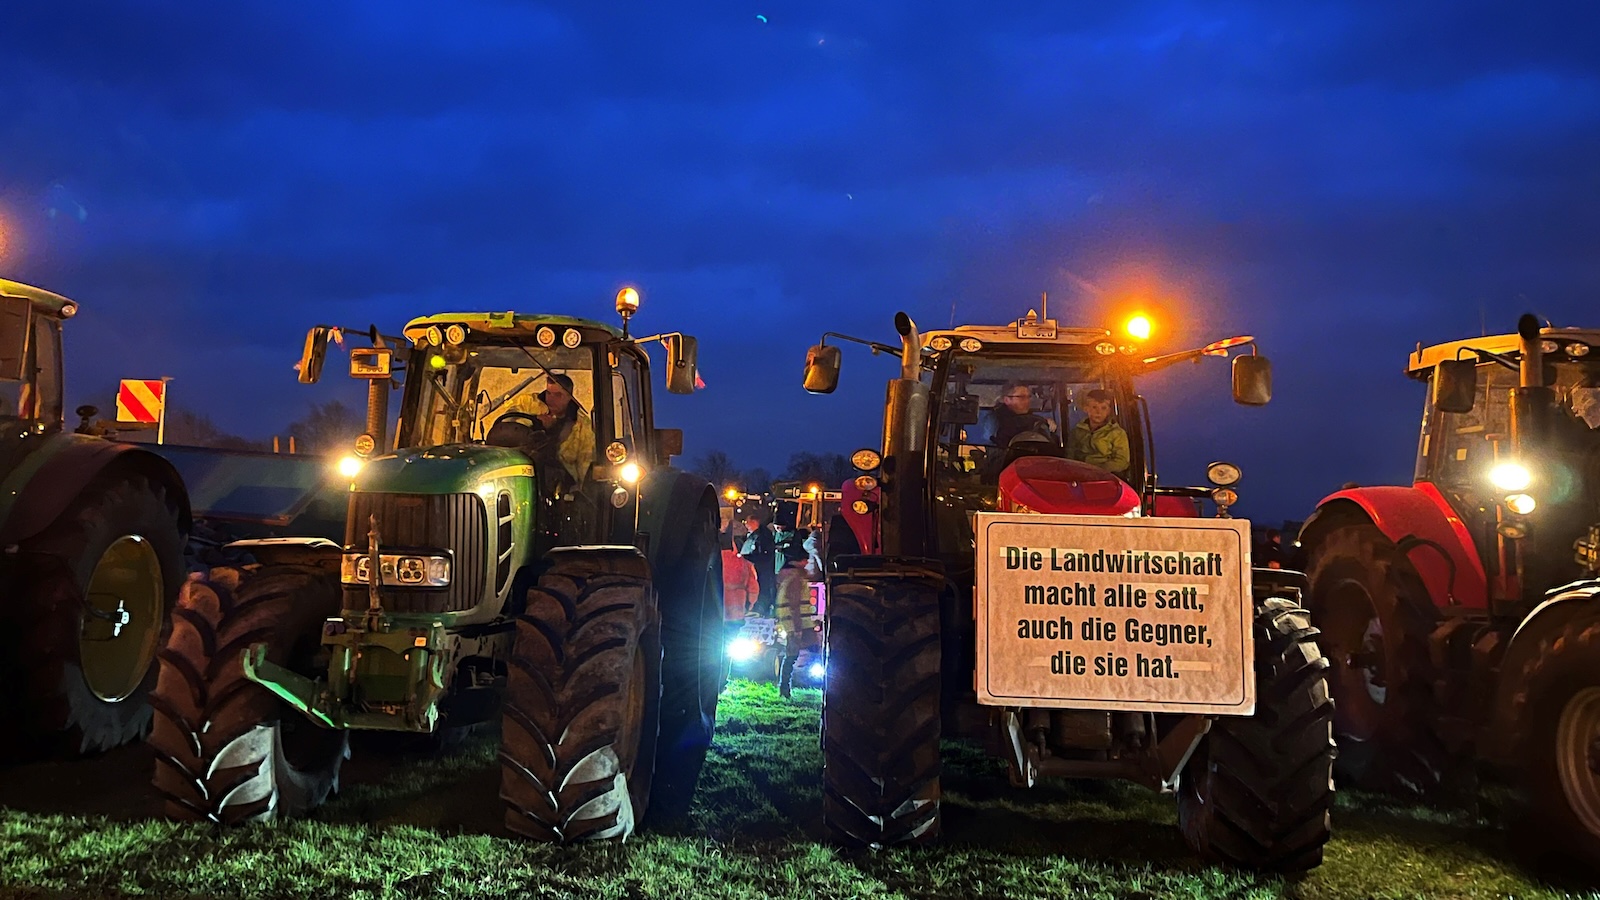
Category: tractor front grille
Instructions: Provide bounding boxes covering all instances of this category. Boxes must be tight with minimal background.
[344,492,488,614]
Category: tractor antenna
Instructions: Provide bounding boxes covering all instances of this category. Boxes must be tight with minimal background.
[950,300,956,329]
[1041,291,1048,320]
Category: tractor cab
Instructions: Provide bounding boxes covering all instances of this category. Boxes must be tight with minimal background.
[1409,327,1600,598]
[806,309,1271,582]
[0,279,73,463]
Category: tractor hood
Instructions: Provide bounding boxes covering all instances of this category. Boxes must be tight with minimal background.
[350,444,536,495]
[997,456,1141,517]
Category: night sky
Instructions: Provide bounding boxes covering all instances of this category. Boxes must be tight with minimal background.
[3,1,1598,524]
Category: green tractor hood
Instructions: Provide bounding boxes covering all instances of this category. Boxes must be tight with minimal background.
[351,444,536,495]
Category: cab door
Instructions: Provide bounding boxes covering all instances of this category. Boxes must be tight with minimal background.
[605,345,652,545]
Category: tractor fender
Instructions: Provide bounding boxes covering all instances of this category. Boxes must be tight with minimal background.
[0,433,192,548]
[1479,579,1600,765]
[1297,484,1487,609]
[637,468,720,580]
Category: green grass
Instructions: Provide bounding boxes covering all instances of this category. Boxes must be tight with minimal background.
[2,680,1597,899]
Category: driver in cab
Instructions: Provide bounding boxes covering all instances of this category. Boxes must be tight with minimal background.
[487,373,594,483]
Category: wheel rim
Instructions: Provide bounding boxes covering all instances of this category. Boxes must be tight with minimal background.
[1323,576,1390,742]
[1555,686,1600,836]
[79,535,164,702]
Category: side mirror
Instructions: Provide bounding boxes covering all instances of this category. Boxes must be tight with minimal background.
[298,326,330,384]
[1432,359,1477,414]
[665,334,699,395]
[656,427,683,462]
[0,296,31,382]
[1231,354,1273,406]
[803,344,841,394]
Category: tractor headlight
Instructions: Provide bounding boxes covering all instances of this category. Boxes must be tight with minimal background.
[728,637,759,662]
[851,499,870,515]
[851,448,882,471]
[337,456,364,478]
[854,475,878,492]
[341,553,451,587]
[1505,493,1537,515]
[1489,462,1532,492]
[1206,461,1242,487]
[619,462,643,485]
[605,441,629,464]
[808,662,826,679]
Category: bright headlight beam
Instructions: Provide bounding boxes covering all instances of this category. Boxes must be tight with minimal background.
[337,456,364,478]
[728,637,759,662]
[1489,462,1532,492]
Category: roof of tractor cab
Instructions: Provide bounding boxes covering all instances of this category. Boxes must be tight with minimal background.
[921,314,1116,350]
[1408,327,1600,375]
[0,278,78,319]
[403,312,622,344]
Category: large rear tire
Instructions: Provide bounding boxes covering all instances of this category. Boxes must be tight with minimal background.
[499,551,661,842]
[652,509,724,822]
[821,565,943,848]
[0,472,185,759]
[1508,592,1600,869]
[147,566,346,823]
[1305,521,1448,795]
[1179,596,1336,872]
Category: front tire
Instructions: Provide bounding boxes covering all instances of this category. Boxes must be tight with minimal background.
[147,566,346,823]
[1179,596,1336,873]
[499,551,661,842]
[1511,595,1600,869]
[1,472,185,759]
[1305,521,1447,794]
[653,511,724,821]
[821,564,943,848]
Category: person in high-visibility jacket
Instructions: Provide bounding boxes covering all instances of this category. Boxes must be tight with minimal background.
[774,524,819,697]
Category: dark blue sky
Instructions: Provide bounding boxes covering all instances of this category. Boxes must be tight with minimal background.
[3,1,1598,523]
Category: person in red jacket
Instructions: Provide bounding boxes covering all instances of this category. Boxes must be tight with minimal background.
[721,529,760,623]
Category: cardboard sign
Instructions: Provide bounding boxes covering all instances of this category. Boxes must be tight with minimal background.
[973,513,1255,716]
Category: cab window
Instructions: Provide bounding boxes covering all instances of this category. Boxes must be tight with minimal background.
[610,349,647,449]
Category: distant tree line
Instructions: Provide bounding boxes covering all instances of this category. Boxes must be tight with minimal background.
[80,387,365,456]
[687,449,858,494]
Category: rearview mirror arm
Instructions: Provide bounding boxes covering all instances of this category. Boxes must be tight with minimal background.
[1138,336,1258,376]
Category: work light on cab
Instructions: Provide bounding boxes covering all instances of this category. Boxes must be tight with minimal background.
[1126,314,1153,341]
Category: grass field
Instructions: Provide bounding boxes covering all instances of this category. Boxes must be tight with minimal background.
[2,681,1597,900]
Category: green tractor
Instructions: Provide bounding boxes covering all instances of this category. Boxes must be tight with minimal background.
[0,278,189,759]
[148,291,726,838]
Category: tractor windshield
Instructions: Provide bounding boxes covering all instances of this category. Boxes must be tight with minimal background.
[1419,359,1600,492]
[934,352,1130,484]
[404,344,597,450]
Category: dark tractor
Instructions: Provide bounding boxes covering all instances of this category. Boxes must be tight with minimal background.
[803,309,1335,872]
[0,278,189,761]
[148,290,725,840]
[1300,314,1600,867]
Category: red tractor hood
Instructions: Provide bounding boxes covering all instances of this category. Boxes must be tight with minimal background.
[998,457,1141,517]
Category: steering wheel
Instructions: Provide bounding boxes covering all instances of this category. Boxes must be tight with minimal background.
[496,412,540,430]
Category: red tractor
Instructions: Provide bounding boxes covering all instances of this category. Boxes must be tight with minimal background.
[803,310,1336,872]
[1300,314,1600,866]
